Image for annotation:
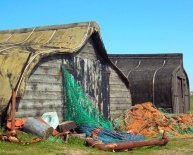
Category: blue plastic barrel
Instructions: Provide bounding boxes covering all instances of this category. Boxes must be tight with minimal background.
[23,117,53,138]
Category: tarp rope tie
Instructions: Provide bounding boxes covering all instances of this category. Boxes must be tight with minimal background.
[0,27,36,47]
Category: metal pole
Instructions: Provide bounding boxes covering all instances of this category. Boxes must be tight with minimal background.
[11,89,16,131]
[86,131,168,151]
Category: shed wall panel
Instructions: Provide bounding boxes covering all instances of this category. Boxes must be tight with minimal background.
[109,67,131,119]
[109,54,190,114]
[16,38,111,120]
[62,39,109,119]
[15,39,131,121]
[16,57,64,121]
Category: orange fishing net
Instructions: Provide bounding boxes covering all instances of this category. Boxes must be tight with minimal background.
[113,102,193,137]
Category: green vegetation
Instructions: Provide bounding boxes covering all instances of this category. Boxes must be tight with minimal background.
[190,95,193,112]
[0,133,97,155]
[1,96,193,154]
[1,131,193,155]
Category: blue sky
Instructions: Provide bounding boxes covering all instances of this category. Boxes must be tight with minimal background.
[0,0,193,90]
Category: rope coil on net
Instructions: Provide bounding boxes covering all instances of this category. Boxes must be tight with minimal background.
[62,65,112,129]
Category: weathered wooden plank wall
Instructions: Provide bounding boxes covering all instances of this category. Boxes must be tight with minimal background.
[172,67,190,113]
[15,38,110,120]
[15,57,64,120]
[63,39,109,119]
[109,67,132,119]
[15,38,132,121]
[109,54,190,114]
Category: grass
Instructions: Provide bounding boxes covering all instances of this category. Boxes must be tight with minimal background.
[1,96,193,155]
[190,95,193,112]
[0,132,97,155]
[1,131,193,155]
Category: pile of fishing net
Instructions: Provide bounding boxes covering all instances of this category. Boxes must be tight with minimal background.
[75,124,145,144]
[61,65,145,143]
[61,64,193,138]
[62,65,112,129]
[113,102,193,137]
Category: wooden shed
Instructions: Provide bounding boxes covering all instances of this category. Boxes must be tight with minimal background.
[0,22,131,124]
[109,54,190,114]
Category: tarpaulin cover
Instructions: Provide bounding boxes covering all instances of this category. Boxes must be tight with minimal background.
[0,22,99,115]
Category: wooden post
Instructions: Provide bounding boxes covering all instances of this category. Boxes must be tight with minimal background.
[11,89,16,131]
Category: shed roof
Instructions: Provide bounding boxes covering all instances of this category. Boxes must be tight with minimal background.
[0,22,128,116]
[0,22,99,50]
[109,53,189,108]
[109,53,184,79]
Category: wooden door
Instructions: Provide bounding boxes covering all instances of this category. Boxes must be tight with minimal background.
[177,77,185,113]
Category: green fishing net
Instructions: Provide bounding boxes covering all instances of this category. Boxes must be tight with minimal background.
[62,65,112,129]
